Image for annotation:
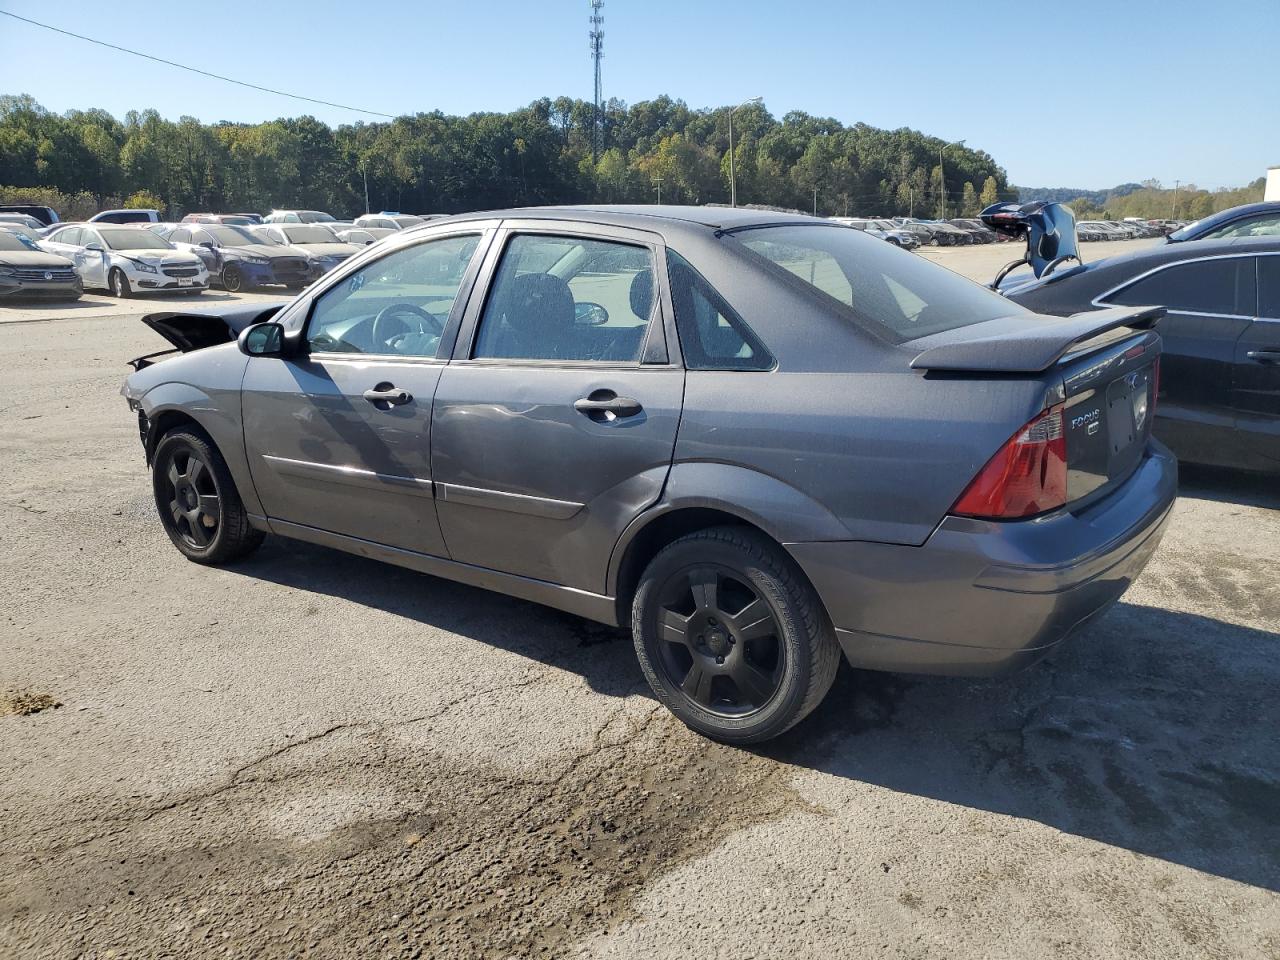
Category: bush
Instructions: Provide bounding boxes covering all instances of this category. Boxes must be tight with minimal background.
[124,189,164,211]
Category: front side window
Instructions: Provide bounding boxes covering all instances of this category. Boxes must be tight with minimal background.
[472,234,656,363]
[734,224,1026,340]
[306,233,482,358]
[1108,258,1255,316]
[667,250,772,370]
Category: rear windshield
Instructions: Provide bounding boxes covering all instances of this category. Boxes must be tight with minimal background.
[732,224,1027,341]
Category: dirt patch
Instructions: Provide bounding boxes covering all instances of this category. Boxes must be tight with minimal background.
[0,689,60,717]
[0,706,804,959]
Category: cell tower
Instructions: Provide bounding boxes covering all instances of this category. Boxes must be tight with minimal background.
[589,0,604,161]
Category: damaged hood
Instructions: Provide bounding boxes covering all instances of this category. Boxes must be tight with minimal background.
[131,301,290,367]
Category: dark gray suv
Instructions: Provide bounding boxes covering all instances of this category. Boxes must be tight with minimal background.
[123,206,1176,743]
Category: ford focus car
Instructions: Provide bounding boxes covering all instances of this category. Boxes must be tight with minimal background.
[249,224,361,279]
[163,224,311,291]
[121,206,1175,744]
[40,224,207,297]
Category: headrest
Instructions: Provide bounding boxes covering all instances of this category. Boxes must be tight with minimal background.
[629,268,654,320]
[504,272,576,337]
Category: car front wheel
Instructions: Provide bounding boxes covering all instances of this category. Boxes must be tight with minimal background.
[109,267,132,298]
[632,526,840,744]
[222,264,245,292]
[152,428,264,564]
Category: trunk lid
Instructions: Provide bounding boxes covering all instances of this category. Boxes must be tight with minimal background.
[911,305,1164,507]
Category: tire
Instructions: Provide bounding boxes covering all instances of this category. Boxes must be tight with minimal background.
[631,526,840,744]
[222,264,245,293]
[109,267,132,298]
[152,428,264,565]
[887,238,901,247]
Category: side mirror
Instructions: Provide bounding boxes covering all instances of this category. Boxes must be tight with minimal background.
[574,301,609,326]
[84,242,104,252]
[199,241,215,249]
[238,321,288,358]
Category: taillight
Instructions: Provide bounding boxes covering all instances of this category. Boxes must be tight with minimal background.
[952,404,1068,519]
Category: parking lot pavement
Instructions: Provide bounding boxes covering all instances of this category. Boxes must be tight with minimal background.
[0,288,287,325]
[1,254,1277,959]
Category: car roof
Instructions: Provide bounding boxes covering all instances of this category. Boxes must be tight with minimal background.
[414,204,824,241]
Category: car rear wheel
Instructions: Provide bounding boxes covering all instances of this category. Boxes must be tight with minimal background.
[222,264,245,292]
[152,428,264,565]
[109,268,132,298]
[632,526,840,744]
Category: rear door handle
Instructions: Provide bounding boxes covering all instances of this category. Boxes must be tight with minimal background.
[363,383,412,406]
[574,391,643,419]
[1246,350,1280,364]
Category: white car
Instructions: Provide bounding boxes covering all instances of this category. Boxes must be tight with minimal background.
[39,224,208,297]
[353,212,425,231]
[262,209,336,224]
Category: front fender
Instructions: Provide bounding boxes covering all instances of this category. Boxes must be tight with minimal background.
[125,346,260,515]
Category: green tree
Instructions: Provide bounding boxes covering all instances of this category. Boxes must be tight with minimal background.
[961,181,978,216]
[980,176,999,209]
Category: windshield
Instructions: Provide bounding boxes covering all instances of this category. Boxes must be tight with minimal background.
[733,224,1028,341]
[0,232,36,251]
[344,230,376,244]
[392,216,424,228]
[299,211,336,223]
[206,226,259,246]
[284,226,340,244]
[100,228,171,251]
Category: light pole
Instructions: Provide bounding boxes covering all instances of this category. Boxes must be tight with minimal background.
[729,96,763,207]
[938,139,965,219]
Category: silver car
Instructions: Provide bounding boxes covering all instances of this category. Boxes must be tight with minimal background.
[122,206,1175,743]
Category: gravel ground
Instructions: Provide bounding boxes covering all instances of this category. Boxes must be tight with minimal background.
[1,241,1277,959]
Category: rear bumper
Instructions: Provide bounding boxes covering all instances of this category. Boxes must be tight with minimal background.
[786,441,1178,676]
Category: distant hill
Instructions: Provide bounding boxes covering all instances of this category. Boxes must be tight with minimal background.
[1014,183,1146,205]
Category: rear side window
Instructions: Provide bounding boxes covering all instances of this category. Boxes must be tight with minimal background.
[1258,257,1280,319]
[733,224,1025,341]
[667,250,772,370]
[473,234,655,363]
[1108,258,1254,316]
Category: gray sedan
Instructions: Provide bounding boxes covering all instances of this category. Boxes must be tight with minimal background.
[0,229,83,299]
[121,206,1175,743]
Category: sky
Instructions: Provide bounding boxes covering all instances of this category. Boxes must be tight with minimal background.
[1,0,1277,191]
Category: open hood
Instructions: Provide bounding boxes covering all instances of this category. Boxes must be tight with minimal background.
[130,301,289,368]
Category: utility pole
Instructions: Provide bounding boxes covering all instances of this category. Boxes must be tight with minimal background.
[589,1,605,163]
[1171,179,1180,219]
[362,163,370,215]
[909,185,914,218]
[652,177,663,203]
[938,139,965,219]
[813,186,818,216]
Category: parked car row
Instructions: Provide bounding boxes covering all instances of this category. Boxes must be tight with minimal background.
[0,205,450,300]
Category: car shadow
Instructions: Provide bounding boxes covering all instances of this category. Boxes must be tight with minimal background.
[1178,462,1280,510]
[767,602,1280,892]
[231,535,643,700]
[228,530,1279,892]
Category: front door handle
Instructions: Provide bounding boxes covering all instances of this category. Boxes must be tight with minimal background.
[574,390,643,419]
[363,383,412,407]
[1246,349,1280,364]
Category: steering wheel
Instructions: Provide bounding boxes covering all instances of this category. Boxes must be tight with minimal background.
[370,302,443,353]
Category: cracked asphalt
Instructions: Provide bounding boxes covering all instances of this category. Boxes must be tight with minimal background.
[2,256,1278,959]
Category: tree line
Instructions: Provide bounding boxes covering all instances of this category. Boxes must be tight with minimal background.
[0,93,1014,220]
[1050,178,1266,223]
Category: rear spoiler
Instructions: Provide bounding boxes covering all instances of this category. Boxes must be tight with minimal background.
[129,301,289,369]
[909,305,1164,374]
